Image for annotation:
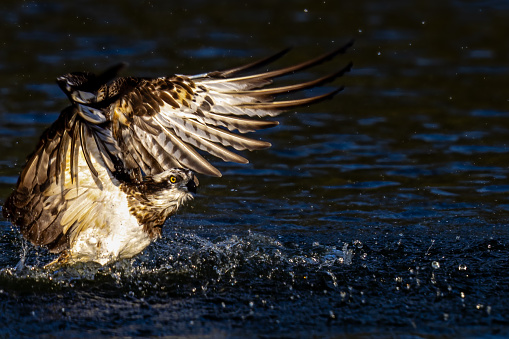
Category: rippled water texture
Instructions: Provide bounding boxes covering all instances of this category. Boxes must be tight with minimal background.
[1,0,509,337]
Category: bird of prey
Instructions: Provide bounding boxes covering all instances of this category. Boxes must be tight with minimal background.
[3,40,353,267]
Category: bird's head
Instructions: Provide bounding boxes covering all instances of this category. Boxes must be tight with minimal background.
[143,168,199,209]
[121,168,199,233]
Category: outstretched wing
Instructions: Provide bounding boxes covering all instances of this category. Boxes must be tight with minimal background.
[3,40,353,252]
[3,106,126,252]
[108,40,353,177]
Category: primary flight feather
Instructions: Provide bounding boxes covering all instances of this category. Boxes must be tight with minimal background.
[3,40,353,266]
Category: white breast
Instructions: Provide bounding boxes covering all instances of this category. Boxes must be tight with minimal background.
[54,134,154,266]
[68,187,152,265]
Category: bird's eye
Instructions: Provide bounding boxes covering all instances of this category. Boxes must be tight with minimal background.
[169,176,177,184]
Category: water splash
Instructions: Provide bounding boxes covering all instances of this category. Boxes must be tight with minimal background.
[0,231,355,292]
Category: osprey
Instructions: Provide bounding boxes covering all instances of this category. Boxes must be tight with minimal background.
[3,41,353,266]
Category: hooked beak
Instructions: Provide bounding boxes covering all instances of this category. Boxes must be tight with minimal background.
[186,175,199,194]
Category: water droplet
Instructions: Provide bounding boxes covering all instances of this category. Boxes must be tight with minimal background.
[460,291,465,298]
[431,261,440,269]
[329,310,336,319]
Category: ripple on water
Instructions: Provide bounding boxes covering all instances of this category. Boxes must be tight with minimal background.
[0,224,507,337]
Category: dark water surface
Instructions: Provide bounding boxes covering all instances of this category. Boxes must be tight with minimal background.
[1,0,509,337]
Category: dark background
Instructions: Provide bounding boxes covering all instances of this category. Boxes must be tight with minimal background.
[1,0,508,337]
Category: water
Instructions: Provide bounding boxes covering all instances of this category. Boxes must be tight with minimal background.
[1,0,509,337]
